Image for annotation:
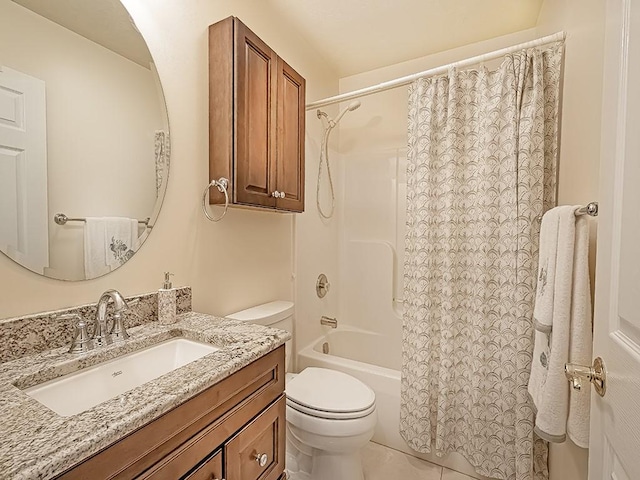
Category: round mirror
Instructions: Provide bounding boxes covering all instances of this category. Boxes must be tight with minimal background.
[0,0,169,281]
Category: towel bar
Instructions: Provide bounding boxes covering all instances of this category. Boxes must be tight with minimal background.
[54,214,151,227]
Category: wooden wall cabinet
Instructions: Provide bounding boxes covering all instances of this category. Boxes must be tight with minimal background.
[57,346,286,480]
[209,16,306,213]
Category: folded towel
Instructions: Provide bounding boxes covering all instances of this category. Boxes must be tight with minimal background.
[528,205,592,447]
[84,217,139,278]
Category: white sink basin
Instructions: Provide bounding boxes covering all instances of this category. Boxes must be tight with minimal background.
[23,338,219,417]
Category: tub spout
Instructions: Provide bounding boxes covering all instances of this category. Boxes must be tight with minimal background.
[320,316,338,328]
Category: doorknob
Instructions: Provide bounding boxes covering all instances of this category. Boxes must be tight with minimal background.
[565,357,606,397]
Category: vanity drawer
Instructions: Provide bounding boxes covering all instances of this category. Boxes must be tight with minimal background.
[57,346,284,480]
[225,395,286,480]
[184,449,222,480]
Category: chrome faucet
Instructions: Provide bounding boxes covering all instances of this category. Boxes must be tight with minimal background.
[320,316,338,328]
[94,290,130,346]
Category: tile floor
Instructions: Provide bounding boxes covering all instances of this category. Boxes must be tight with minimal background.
[362,442,476,480]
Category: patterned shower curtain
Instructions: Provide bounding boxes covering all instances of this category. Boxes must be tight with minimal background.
[155,130,171,196]
[400,41,563,480]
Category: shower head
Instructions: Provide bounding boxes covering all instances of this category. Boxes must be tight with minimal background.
[347,100,361,111]
[332,100,362,126]
[317,100,362,130]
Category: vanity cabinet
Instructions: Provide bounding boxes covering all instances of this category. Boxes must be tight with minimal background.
[209,16,306,213]
[55,346,286,480]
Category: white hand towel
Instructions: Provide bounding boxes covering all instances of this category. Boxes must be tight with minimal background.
[104,217,139,269]
[567,212,593,448]
[528,206,575,443]
[84,218,110,279]
[84,217,139,279]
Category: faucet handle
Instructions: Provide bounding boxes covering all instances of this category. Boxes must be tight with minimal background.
[63,314,94,354]
[110,312,130,342]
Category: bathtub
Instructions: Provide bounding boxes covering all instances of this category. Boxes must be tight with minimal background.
[297,327,484,479]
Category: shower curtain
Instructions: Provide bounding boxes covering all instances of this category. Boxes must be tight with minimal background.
[400,41,563,480]
[155,130,171,196]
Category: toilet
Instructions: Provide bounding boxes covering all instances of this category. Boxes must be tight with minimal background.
[226,301,377,480]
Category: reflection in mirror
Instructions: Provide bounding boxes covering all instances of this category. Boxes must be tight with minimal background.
[0,0,169,281]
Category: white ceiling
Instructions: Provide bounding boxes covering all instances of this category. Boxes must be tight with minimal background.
[11,0,152,68]
[10,0,543,77]
[267,0,544,77]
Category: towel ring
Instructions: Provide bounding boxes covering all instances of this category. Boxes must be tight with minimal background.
[202,178,229,222]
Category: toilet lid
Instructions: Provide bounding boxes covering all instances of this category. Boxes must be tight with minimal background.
[286,397,376,420]
[285,368,375,416]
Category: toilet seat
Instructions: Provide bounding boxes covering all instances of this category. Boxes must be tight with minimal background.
[286,397,376,420]
[285,367,376,420]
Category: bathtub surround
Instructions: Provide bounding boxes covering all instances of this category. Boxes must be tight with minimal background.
[401,42,563,480]
[0,287,191,363]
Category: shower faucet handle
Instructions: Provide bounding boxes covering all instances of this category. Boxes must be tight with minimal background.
[316,274,330,298]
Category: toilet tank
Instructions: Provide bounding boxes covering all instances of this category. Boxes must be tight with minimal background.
[225,301,294,371]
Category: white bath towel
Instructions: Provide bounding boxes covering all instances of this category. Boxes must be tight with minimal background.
[528,205,592,447]
[566,212,593,448]
[84,217,139,278]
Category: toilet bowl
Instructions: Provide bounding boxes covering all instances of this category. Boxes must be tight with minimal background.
[226,302,377,480]
[285,367,376,480]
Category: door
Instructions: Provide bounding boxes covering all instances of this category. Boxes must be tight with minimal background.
[589,0,640,478]
[0,66,48,273]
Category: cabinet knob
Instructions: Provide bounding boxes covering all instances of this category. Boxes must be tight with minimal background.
[254,452,268,467]
[279,191,286,199]
[271,191,280,198]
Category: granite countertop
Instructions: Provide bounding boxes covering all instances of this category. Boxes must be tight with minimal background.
[0,312,290,480]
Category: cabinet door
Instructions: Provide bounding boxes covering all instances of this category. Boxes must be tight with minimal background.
[225,396,286,480]
[275,58,305,212]
[184,450,223,480]
[234,19,278,208]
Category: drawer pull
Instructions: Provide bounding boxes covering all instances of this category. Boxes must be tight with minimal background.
[254,452,268,467]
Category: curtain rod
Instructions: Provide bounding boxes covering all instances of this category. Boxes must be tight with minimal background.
[306,31,566,110]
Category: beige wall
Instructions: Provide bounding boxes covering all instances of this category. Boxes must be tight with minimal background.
[0,1,164,280]
[536,2,606,480]
[0,0,338,320]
